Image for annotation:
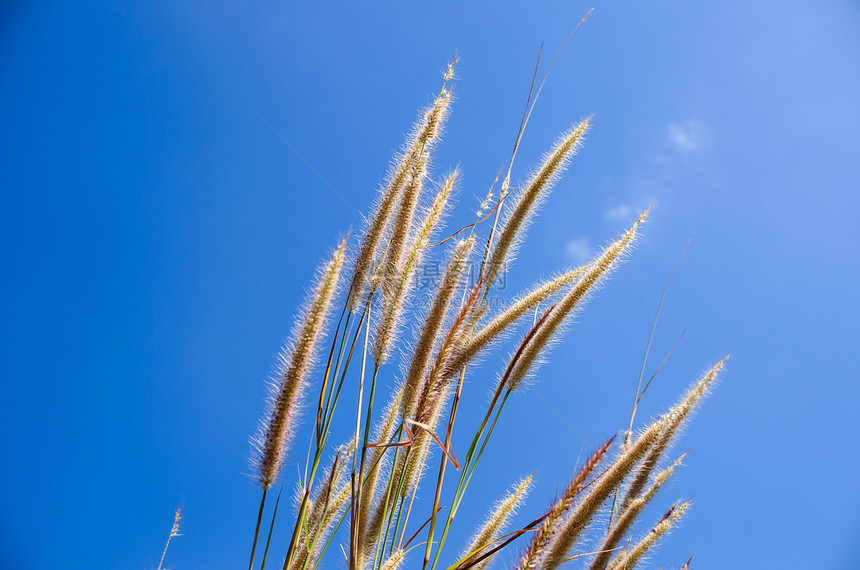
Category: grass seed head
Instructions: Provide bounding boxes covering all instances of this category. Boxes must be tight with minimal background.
[517,438,614,570]
[542,391,668,569]
[486,119,589,286]
[374,170,459,364]
[348,84,453,309]
[591,453,686,570]
[509,212,646,388]
[253,237,348,490]
[401,234,475,421]
[605,500,692,570]
[458,263,590,370]
[461,474,533,570]
[290,440,355,570]
[379,548,407,570]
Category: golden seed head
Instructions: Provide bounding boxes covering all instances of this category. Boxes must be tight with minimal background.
[509,213,645,389]
[486,119,590,286]
[462,475,533,570]
[254,237,347,490]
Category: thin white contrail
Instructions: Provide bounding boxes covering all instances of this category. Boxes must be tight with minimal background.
[254,108,360,214]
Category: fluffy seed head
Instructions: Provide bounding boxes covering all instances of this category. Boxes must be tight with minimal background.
[542,354,722,568]
[379,549,406,570]
[605,500,692,570]
[457,263,589,370]
[348,84,454,309]
[590,454,686,570]
[374,170,459,364]
[412,278,484,427]
[253,237,348,490]
[461,475,533,570]
[395,279,483,500]
[401,235,475,421]
[289,439,355,570]
[486,119,589,286]
[541,397,669,569]
[509,211,647,388]
[516,438,614,570]
[169,503,183,538]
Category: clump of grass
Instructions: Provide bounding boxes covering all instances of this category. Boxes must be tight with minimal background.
[235,47,727,570]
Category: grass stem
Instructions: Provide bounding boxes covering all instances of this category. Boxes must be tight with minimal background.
[249,489,267,570]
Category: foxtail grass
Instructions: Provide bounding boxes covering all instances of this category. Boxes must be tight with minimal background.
[508,211,647,389]
[349,66,454,310]
[236,46,728,570]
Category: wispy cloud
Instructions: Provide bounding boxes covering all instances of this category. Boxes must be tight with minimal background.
[667,120,705,153]
[606,202,654,222]
[565,237,593,264]
[605,204,633,221]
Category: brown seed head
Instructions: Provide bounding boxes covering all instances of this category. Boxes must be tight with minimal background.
[254,237,348,490]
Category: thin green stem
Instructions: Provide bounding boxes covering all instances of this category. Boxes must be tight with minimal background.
[374,425,405,570]
[423,364,468,570]
[284,453,324,570]
[298,452,341,570]
[323,309,365,438]
[431,389,510,570]
[284,306,368,570]
[309,427,399,570]
[429,302,551,568]
[356,363,382,542]
[317,309,352,443]
[260,489,282,570]
[249,488,268,570]
[349,298,374,569]
[462,391,510,500]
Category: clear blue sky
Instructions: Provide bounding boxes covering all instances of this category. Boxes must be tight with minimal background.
[2,1,859,568]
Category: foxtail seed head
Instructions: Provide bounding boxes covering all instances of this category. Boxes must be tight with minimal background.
[169,503,183,538]
[457,263,589,370]
[590,454,686,570]
[253,237,348,490]
[605,500,692,570]
[509,211,647,388]
[542,392,669,569]
[348,84,453,309]
[516,438,614,570]
[461,475,533,570]
[413,277,484,427]
[618,355,727,513]
[397,282,484,499]
[401,235,475,421]
[486,119,589,286]
[374,170,459,364]
[289,439,355,570]
[379,549,406,570]
[542,353,721,568]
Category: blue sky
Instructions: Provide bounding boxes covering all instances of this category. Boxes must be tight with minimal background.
[2,1,859,568]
